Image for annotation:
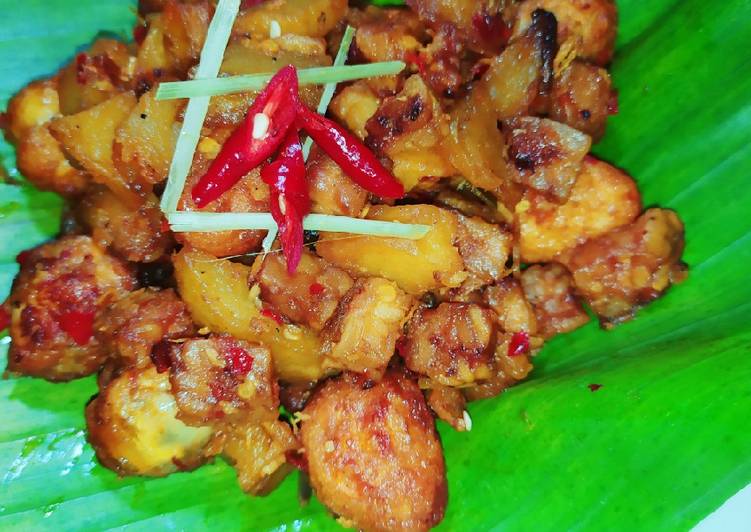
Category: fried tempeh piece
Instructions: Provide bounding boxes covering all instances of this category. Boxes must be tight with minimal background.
[301,370,446,531]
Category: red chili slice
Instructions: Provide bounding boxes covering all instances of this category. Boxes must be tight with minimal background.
[58,311,95,346]
[295,104,405,199]
[261,307,286,326]
[261,130,311,273]
[225,346,254,377]
[308,282,325,296]
[150,340,173,373]
[508,331,530,357]
[191,65,301,208]
[16,249,32,265]
[0,307,10,331]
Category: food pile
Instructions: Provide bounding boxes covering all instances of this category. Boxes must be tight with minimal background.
[0,0,687,530]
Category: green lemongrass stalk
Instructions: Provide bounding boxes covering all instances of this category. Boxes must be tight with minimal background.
[302,25,356,160]
[155,61,404,101]
[167,212,431,240]
[159,0,240,213]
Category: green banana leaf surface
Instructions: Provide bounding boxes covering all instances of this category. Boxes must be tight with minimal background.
[1,0,750,529]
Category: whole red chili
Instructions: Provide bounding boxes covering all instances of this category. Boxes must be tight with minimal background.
[192,65,301,208]
[58,311,95,346]
[508,331,530,357]
[261,130,311,273]
[295,104,405,199]
[225,346,254,377]
[0,306,10,331]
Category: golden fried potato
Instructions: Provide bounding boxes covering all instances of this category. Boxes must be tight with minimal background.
[177,149,269,257]
[306,147,369,216]
[233,0,347,38]
[78,187,173,263]
[559,208,687,326]
[321,278,412,377]
[255,250,353,331]
[512,0,618,65]
[329,81,381,141]
[134,14,172,86]
[300,371,446,531]
[16,124,88,196]
[520,263,589,338]
[94,287,194,371]
[86,365,213,476]
[221,420,299,495]
[7,236,137,381]
[169,335,278,426]
[4,79,60,142]
[174,248,324,383]
[456,214,513,285]
[348,6,425,63]
[503,116,591,201]
[551,60,614,141]
[317,205,465,295]
[50,92,142,207]
[160,0,211,72]
[517,156,641,262]
[401,302,496,386]
[365,75,455,191]
[57,39,132,115]
[425,384,469,431]
[113,89,182,189]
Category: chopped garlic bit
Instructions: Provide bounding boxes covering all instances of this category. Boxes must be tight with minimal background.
[324,440,336,453]
[462,410,473,432]
[269,19,282,39]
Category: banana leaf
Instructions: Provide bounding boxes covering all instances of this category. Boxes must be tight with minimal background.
[1,0,750,529]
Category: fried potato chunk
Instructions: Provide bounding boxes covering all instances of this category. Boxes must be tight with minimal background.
[4,79,60,143]
[306,147,369,216]
[16,123,88,197]
[7,236,137,381]
[401,302,496,386]
[520,263,589,338]
[456,214,513,285]
[86,365,213,476]
[113,89,181,189]
[78,187,173,263]
[233,0,347,38]
[301,371,447,531]
[551,60,615,141]
[365,75,455,191]
[463,344,534,401]
[221,420,299,495]
[50,92,142,207]
[317,205,465,295]
[174,248,324,383]
[559,208,687,326]
[517,156,641,262]
[169,335,278,426]
[503,117,591,201]
[329,81,381,141]
[321,278,412,377]
[348,6,425,63]
[255,251,353,331]
[176,149,269,257]
[94,287,194,371]
[512,0,618,65]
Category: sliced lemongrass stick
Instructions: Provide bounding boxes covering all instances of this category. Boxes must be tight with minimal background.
[167,212,430,239]
[261,226,278,253]
[302,25,356,160]
[156,61,405,101]
[160,0,240,213]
